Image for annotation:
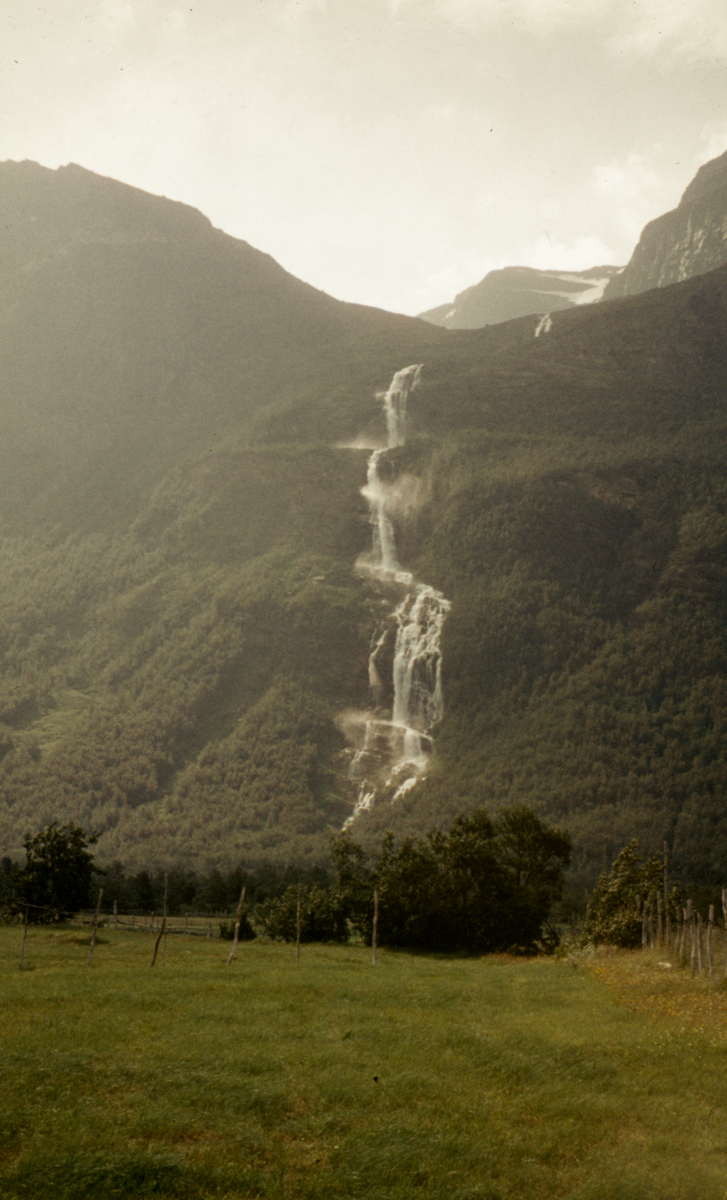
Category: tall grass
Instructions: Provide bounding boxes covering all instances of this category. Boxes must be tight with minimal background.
[2,929,727,1198]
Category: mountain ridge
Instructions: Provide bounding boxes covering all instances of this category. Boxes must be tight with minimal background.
[1,162,727,888]
[418,264,622,330]
[419,148,727,329]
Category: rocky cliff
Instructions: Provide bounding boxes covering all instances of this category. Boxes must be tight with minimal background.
[604,149,727,300]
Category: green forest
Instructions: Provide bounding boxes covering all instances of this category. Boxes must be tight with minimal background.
[1,161,727,891]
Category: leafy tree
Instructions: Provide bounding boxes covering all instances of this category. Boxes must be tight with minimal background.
[373,807,571,953]
[493,806,572,919]
[14,822,99,922]
[0,855,20,911]
[328,831,373,937]
[256,884,349,943]
[581,839,663,948]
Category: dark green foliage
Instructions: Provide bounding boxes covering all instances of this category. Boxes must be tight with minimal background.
[256,884,349,943]
[495,806,574,919]
[328,831,373,937]
[581,840,664,948]
[0,855,20,912]
[374,807,571,953]
[4,165,727,884]
[14,822,98,922]
[218,911,256,941]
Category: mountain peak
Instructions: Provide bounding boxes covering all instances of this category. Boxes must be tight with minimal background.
[418,264,622,330]
[678,147,727,209]
[604,149,727,300]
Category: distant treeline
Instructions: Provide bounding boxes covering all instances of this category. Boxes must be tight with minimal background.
[3,807,574,955]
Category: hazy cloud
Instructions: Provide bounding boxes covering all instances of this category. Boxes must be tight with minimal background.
[396,0,727,64]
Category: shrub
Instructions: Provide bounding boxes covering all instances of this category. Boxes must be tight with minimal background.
[581,839,663,948]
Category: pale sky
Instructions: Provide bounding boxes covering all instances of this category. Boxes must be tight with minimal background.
[3,0,727,314]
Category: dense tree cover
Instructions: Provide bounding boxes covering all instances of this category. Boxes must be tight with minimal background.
[371,807,570,953]
[3,166,727,885]
[356,433,727,886]
[255,810,570,953]
[13,822,98,922]
[580,840,666,948]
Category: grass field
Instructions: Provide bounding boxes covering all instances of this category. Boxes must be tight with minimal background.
[2,927,727,1199]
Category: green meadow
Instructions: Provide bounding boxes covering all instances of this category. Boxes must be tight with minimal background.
[2,928,727,1199]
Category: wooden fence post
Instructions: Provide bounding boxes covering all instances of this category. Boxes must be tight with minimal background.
[162,874,169,966]
[656,893,662,949]
[151,877,168,968]
[688,901,697,975]
[113,899,118,931]
[227,887,246,966]
[88,888,103,967]
[697,912,704,976]
[372,888,378,966]
[707,904,715,977]
[19,907,29,970]
[296,882,302,965]
[663,842,669,949]
[642,900,648,949]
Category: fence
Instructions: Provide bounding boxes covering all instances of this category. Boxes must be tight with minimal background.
[634,889,727,979]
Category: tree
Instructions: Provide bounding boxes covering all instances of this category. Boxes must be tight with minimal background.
[493,806,572,922]
[256,883,349,943]
[581,839,663,948]
[373,807,571,953]
[14,822,99,922]
[328,831,373,938]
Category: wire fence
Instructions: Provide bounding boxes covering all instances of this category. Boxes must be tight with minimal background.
[6,899,232,938]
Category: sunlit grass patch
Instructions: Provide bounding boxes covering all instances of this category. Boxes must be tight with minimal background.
[2,929,727,1197]
[583,946,727,1040]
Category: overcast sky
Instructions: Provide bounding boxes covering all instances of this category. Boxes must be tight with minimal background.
[3,0,727,314]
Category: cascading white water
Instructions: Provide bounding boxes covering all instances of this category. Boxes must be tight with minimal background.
[347,362,451,819]
[392,585,450,740]
[363,450,399,573]
[361,365,421,576]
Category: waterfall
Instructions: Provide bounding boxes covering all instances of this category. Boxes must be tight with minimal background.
[361,364,421,575]
[345,363,451,822]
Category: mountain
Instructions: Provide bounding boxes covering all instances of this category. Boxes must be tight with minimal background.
[418,265,621,329]
[0,160,444,532]
[420,149,727,329]
[2,161,727,889]
[604,149,727,300]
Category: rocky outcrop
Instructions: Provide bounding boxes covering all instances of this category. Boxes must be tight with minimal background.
[604,149,727,300]
[419,264,621,329]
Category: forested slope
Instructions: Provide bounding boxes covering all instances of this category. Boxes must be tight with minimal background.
[1,161,727,885]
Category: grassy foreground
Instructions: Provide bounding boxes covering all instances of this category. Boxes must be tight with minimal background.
[2,930,727,1199]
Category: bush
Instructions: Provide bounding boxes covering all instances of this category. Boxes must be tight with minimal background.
[581,839,663,948]
[256,884,349,943]
[218,913,256,941]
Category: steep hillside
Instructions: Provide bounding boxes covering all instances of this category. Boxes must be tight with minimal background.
[1,162,727,887]
[0,160,443,532]
[604,149,727,300]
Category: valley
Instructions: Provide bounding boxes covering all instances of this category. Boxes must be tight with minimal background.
[1,158,727,887]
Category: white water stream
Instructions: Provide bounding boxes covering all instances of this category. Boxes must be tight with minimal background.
[344,365,451,827]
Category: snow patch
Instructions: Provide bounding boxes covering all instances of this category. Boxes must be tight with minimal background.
[535,313,553,337]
